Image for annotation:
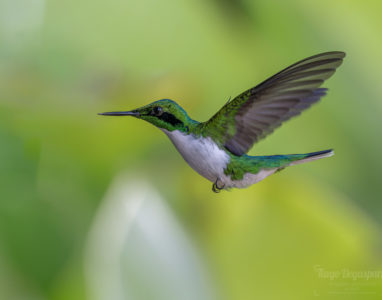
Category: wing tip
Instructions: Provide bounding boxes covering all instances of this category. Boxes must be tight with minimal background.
[311,51,346,59]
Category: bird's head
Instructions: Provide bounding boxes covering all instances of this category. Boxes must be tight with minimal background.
[99,99,192,132]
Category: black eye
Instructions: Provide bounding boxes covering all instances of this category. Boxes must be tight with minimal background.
[152,106,163,116]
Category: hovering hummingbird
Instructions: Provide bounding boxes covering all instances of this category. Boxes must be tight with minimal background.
[99,51,345,192]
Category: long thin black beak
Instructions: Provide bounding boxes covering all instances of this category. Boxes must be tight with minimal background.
[98,111,140,116]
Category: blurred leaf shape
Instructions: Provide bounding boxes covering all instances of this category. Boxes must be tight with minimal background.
[85,174,217,300]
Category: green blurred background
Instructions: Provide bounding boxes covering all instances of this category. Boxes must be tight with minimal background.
[1,0,382,299]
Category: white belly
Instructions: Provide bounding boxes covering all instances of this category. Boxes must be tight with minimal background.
[163,129,230,182]
[163,130,277,189]
[219,168,278,188]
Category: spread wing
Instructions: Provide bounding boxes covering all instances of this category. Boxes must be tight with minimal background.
[202,51,345,156]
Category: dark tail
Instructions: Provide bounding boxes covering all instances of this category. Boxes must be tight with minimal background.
[287,149,334,166]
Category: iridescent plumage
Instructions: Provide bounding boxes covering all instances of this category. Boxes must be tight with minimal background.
[99,52,345,192]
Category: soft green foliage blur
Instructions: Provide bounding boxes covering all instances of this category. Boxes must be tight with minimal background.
[1,0,382,299]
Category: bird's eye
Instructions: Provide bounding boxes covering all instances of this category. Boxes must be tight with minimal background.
[152,106,163,116]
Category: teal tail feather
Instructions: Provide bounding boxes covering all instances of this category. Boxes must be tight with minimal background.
[287,149,334,166]
[224,150,334,181]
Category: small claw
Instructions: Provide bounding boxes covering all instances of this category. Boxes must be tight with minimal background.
[212,178,225,193]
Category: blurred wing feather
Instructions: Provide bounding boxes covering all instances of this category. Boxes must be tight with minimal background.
[203,51,345,156]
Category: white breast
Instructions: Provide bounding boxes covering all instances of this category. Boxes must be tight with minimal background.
[163,129,278,189]
[163,129,230,182]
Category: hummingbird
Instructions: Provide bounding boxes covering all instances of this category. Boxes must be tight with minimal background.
[99,51,345,192]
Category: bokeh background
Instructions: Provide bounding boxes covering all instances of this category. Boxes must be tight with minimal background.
[1,0,382,299]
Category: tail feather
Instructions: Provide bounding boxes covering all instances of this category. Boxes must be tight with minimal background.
[288,149,334,166]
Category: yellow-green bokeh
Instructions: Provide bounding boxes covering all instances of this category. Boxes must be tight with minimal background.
[1,0,382,299]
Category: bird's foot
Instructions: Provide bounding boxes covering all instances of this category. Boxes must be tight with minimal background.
[212,178,225,193]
